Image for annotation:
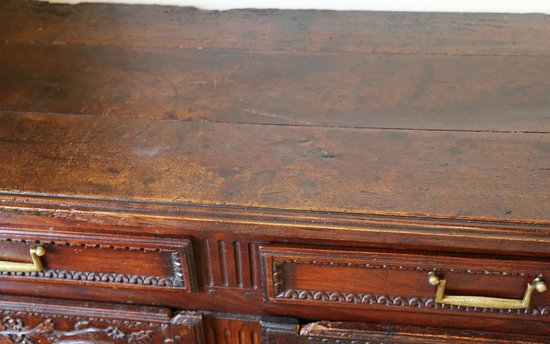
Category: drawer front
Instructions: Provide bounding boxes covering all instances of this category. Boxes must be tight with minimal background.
[260,245,550,320]
[300,322,549,344]
[0,229,197,293]
[0,295,203,344]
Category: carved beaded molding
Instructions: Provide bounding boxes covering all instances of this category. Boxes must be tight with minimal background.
[0,238,186,289]
[282,258,533,278]
[271,260,550,318]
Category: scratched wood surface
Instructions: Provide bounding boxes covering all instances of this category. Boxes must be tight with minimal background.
[0,0,549,224]
[1,112,548,223]
[2,43,549,131]
[2,0,549,55]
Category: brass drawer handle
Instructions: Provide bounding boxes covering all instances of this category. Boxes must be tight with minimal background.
[0,246,46,272]
[428,272,547,309]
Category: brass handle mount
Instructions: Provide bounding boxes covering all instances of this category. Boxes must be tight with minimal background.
[0,246,46,272]
[428,272,546,309]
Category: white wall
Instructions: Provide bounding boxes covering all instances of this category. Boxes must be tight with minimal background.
[45,0,550,13]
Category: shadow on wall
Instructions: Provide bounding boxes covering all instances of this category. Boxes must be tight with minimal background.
[41,0,550,13]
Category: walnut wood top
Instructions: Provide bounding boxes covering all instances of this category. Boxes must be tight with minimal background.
[0,0,549,225]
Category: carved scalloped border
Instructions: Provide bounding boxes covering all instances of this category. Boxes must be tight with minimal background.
[0,238,186,289]
[270,259,550,318]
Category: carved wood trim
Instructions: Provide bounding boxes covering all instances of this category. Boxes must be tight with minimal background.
[0,310,169,343]
[277,288,550,317]
[280,258,533,278]
[0,295,207,344]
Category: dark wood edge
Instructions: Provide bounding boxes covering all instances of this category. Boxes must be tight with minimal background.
[261,316,299,344]
[1,192,548,235]
[3,192,548,226]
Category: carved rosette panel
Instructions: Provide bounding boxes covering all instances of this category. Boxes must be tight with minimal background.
[0,311,169,344]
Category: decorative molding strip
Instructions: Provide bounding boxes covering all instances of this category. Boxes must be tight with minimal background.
[2,191,549,228]
[1,267,184,288]
[1,192,547,245]
[0,238,187,290]
[1,237,166,253]
[285,259,530,278]
[276,288,550,317]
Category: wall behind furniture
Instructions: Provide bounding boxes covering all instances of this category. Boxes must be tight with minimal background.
[44,0,550,13]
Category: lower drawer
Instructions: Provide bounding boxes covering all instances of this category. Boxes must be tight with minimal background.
[260,245,550,324]
[0,295,203,343]
[299,321,549,344]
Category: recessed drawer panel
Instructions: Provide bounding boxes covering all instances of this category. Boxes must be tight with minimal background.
[260,245,550,320]
[0,229,197,293]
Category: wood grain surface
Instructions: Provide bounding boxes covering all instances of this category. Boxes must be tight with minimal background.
[0,1,549,223]
[1,43,550,132]
[0,112,548,222]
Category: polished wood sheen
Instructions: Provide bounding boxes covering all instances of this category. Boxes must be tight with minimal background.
[0,0,549,342]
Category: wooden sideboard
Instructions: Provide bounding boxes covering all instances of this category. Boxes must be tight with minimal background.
[0,1,549,342]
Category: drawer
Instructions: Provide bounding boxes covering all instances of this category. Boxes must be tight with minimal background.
[260,245,550,320]
[300,321,549,343]
[0,295,203,343]
[0,229,197,295]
